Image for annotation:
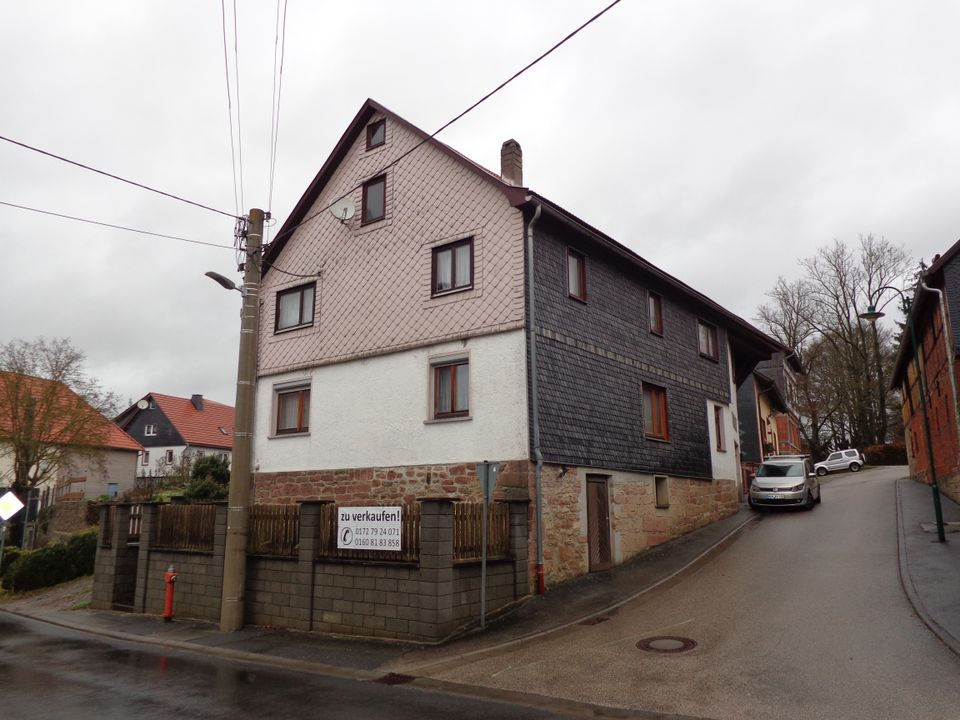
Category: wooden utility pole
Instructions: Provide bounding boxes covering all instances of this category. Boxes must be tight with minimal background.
[219,208,263,631]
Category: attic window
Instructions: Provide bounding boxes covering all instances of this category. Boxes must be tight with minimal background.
[366,119,385,150]
[362,175,386,224]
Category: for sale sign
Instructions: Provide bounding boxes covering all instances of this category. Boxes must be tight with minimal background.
[337,506,402,551]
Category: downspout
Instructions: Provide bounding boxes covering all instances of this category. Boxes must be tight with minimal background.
[920,280,960,444]
[525,200,546,594]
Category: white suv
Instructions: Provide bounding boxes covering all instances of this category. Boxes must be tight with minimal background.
[813,449,864,476]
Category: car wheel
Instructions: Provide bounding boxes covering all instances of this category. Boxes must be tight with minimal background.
[804,491,815,510]
[816,467,827,477]
[849,462,861,472]
[815,488,822,504]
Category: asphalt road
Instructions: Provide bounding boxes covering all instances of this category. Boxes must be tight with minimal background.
[0,612,620,720]
[426,466,960,719]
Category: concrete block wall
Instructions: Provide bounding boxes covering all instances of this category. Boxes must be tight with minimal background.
[92,498,528,643]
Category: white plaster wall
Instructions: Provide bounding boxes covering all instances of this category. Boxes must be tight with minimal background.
[254,329,528,472]
[708,346,740,482]
[137,445,231,477]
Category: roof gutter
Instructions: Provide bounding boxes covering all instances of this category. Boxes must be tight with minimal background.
[524,199,546,595]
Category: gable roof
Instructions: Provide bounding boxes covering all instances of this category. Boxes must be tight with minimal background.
[264,99,526,274]
[127,393,234,450]
[0,372,141,452]
[266,98,788,379]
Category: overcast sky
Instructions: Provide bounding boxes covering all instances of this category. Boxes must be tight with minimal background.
[2,1,958,409]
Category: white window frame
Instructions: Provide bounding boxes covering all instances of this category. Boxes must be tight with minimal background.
[427,351,471,422]
[144,424,157,437]
[272,379,312,436]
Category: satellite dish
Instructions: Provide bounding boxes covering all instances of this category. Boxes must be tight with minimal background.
[329,197,355,222]
[137,399,149,410]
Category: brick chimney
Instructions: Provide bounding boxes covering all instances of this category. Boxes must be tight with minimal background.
[500,139,522,186]
[191,394,204,411]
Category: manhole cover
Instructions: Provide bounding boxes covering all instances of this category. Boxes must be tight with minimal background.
[636,636,698,654]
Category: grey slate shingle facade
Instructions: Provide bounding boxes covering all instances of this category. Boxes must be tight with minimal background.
[530,216,734,480]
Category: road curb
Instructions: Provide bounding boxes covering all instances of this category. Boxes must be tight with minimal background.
[894,477,960,658]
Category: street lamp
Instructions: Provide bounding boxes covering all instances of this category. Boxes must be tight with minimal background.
[860,286,946,542]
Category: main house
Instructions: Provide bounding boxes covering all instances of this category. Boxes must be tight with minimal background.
[253,99,785,589]
[114,393,233,482]
[890,239,960,504]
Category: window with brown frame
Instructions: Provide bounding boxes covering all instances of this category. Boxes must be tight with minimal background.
[643,383,669,441]
[433,359,469,418]
[362,175,386,224]
[567,248,586,301]
[276,386,310,434]
[432,238,474,296]
[649,291,663,335]
[165,449,174,463]
[698,320,719,360]
[714,405,726,451]
[366,119,385,150]
[275,282,315,331]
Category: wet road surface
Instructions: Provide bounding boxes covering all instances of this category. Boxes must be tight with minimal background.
[0,613,611,720]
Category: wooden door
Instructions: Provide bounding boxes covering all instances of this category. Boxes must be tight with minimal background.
[586,475,612,572]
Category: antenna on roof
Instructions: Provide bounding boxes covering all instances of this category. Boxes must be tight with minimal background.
[329,197,355,223]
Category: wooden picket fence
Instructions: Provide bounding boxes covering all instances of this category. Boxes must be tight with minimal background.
[248,505,299,556]
[154,504,216,551]
[316,504,421,563]
[453,503,510,561]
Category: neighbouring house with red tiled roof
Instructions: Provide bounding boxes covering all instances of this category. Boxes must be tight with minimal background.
[0,372,142,503]
[114,393,233,481]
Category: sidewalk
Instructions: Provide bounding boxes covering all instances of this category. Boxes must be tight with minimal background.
[1,506,756,679]
[896,475,960,656]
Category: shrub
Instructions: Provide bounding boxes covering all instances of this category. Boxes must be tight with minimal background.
[191,455,230,486]
[183,477,229,501]
[1,545,22,577]
[863,443,908,465]
[1,528,97,592]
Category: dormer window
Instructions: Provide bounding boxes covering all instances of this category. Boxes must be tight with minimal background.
[366,119,385,150]
[362,175,386,224]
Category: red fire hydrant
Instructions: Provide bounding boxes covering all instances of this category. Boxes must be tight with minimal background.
[163,564,178,622]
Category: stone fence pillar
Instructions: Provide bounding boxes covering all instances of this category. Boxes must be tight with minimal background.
[417,497,457,640]
[91,503,133,611]
[501,499,530,600]
[297,500,332,631]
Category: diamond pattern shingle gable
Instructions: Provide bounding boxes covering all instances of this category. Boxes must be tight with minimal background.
[259,109,526,376]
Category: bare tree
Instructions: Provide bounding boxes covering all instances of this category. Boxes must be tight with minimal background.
[757,235,911,453]
[0,338,120,496]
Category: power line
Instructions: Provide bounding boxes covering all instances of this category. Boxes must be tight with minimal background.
[0,134,238,219]
[267,0,289,213]
[269,0,624,247]
[232,0,246,212]
[0,200,235,250]
[221,0,240,216]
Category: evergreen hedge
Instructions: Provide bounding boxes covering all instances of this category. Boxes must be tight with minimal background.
[1,529,97,592]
